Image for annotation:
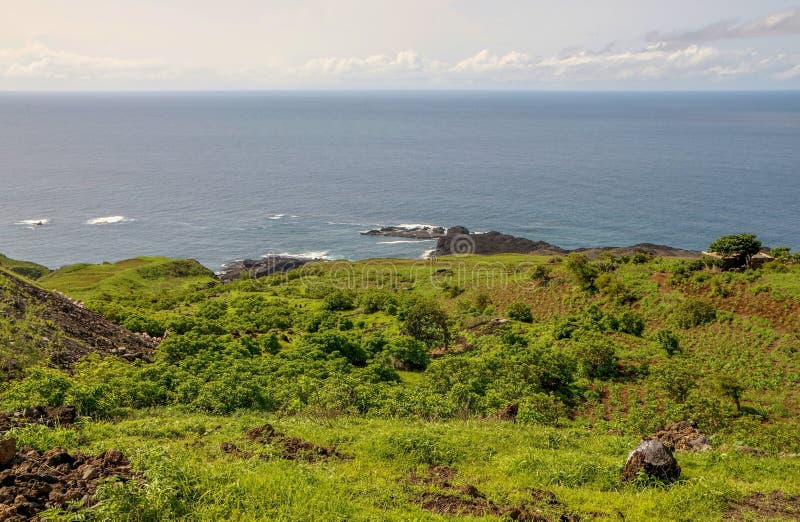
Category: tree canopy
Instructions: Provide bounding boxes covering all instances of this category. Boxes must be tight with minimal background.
[708,233,762,268]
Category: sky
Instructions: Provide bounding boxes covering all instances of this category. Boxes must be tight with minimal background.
[1,0,799,90]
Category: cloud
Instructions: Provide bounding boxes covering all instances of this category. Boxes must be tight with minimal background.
[297,50,446,78]
[0,42,178,81]
[297,45,799,86]
[646,8,800,45]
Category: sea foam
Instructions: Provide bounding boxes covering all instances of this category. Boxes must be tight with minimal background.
[86,215,132,225]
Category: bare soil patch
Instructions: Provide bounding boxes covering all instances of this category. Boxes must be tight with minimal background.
[221,423,346,462]
[725,491,800,521]
[0,440,135,521]
[410,465,580,521]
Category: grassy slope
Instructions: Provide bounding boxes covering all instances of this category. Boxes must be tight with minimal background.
[39,256,218,301]
[0,252,50,279]
[8,254,800,520]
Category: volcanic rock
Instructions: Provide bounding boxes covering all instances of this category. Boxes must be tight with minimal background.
[621,439,681,482]
[217,256,319,283]
[361,226,446,239]
[432,226,566,257]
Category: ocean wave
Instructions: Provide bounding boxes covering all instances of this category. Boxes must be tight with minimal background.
[268,214,286,220]
[86,215,133,225]
[267,251,330,260]
[328,221,382,227]
[15,218,49,227]
[377,239,437,244]
[397,223,445,230]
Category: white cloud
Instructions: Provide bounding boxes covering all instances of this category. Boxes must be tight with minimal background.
[298,50,446,78]
[296,45,799,86]
[646,8,800,45]
[0,42,178,81]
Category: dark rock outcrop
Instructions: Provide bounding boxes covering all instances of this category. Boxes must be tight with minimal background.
[0,269,157,372]
[621,439,681,482]
[573,243,701,259]
[0,406,77,433]
[651,421,711,452]
[217,256,319,283]
[361,226,446,239]
[0,446,135,521]
[432,226,566,257]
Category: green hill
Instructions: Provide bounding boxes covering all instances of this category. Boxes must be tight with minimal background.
[1,251,799,520]
[0,252,50,280]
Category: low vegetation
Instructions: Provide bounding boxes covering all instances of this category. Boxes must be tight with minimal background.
[1,239,799,520]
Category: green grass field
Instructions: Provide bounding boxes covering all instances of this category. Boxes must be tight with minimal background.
[2,251,800,520]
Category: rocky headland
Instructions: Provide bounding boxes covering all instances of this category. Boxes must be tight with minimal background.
[432,226,701,258]
[217,256,318,283]
[361,226,447,239]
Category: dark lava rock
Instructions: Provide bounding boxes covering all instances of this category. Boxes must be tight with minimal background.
[217,256,319,283]
[621,439,681,482]
[361,226,446,239]
[572,243,701,259]
[651,420,711,452]
[432,226,566,257]
[0,446,135,520]
[0,438,14,469]
[0,271,157,372]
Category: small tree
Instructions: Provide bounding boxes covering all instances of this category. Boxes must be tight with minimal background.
[717,375,744,414]
[401,298,450,347]
[507,301,533,323]
[708,233,762,269]
[563,253,598,292]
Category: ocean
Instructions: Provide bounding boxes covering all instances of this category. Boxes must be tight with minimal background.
[1,91,798,270]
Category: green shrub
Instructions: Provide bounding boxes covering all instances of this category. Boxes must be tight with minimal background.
[517,393,567,426]
[401,297,450,347]
[572,334,618,379]
[322,290,356,311]
[386,338,430,370]
[670,298,716,328]
[507,301,533,323]
[301,332,367,365]
[360,290,397,313]
[564,254,598,292]
[655,329,680,356]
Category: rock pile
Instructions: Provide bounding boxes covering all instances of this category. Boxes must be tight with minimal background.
[0,405,77,432]
[0,438,135,521]
[217,256,316,283]
[651,421,711,452]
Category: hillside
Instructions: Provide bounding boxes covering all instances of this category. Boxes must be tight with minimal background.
[0,267,157,376]
[1,249,799,520]
[0,253,50,280]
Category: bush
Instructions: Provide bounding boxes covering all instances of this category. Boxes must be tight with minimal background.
[595,273,638,305]
[506,301,533,323]
[301,332,366,365]
[401,297,450,347]
[670,298,716,328]
[322,290,356,311]
[617,311,645,336]
[655,329,680,356]
[564,254,598,292]
[572,334,618,379]
[517,393,567,426]
[386,338,430,370]
[359,290,397,313]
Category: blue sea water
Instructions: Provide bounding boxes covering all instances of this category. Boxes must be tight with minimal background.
[0,91,798,270]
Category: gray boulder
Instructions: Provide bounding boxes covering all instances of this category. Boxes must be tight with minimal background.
[621,439,681,482]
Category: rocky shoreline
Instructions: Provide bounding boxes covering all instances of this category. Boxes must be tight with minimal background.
[360,226,446,239]
[217,225,702,282]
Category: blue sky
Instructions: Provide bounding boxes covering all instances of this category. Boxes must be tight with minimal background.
[1,0,798,89]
